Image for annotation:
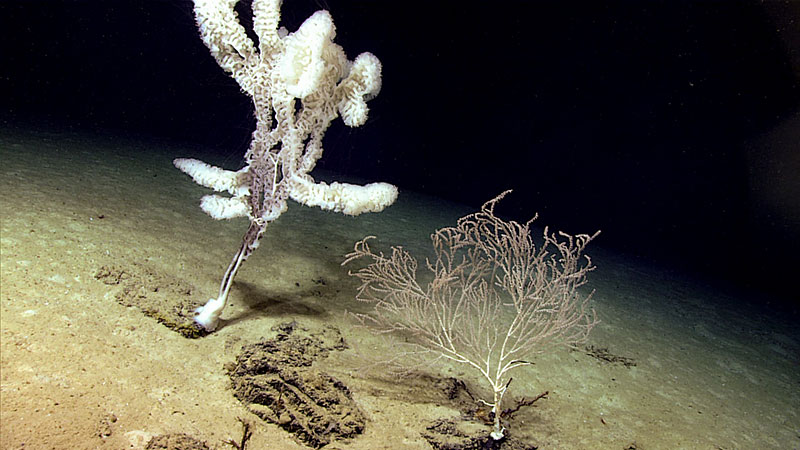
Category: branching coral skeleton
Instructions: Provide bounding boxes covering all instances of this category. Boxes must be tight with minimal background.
[343,191,599,439]
[175,0,397,332]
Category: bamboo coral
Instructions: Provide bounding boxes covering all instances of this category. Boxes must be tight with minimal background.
[176,0,397,332]
[343,191,598,439]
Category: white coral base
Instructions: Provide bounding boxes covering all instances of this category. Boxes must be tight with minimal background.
[194,297,225,332]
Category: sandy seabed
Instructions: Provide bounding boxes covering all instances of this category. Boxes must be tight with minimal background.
[1,128,798,449]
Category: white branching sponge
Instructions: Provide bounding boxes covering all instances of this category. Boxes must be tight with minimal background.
[175,0,397,332]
